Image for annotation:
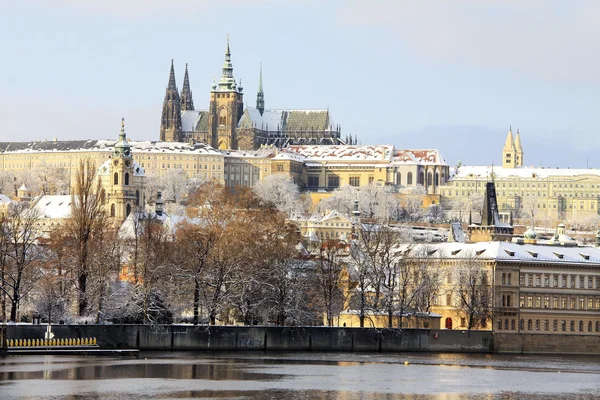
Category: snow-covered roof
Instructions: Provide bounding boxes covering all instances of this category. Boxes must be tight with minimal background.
[400,242,600,265]
[452,165,600,180]
[393,149,447,166]
[321,210,352,223]
[284,145,394,163]
[222,148,276,159]
[0,139,221,155]
[31,195,73,219]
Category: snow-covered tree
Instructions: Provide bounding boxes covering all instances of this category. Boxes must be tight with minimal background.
[425,203,445,223]
[253,174,307,215]
[317,185,400,222]
[402,184,426,221]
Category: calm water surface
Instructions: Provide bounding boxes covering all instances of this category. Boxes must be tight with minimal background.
[0,351,599,399]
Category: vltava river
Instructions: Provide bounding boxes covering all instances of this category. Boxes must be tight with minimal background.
[1,351,599,399]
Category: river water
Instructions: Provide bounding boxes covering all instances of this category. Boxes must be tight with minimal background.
[1,351,599,399]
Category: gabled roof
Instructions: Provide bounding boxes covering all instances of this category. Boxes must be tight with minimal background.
[321,210,352,223]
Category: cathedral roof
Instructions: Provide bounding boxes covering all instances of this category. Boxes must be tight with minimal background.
[237,107,332,132]
[181,110,209,132]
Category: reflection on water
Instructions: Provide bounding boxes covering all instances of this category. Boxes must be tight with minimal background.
[0,352,599,400]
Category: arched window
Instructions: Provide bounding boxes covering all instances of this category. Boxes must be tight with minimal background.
[579,321,584,332]
[507,273,512,285]
[511,319,515,330]
[427,172,433,186]
[507,295,511,307]
[435,172,439,186]
[544,320,549,331]
[527,319,532,330]
[136,190,140,206]
[535,320,540,330]
[570,320,575,331]
[561,320,566,331]
[596,321,600,332]
[419,171,425,185]
[124,172,130,186]
[126,204,131,217]
[110,204,115,217]
[588,321,592,332]
[114,172,118,185]
[407,172,413,186]
[553,320,557,331]
[520,319,524,330]
[445,317,453,329]
[497,320,502,330]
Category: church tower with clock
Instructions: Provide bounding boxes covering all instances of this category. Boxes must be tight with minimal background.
[97,118,146,221]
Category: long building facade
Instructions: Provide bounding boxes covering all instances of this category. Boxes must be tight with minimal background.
[159,39,352,150]
[440,128,600,223]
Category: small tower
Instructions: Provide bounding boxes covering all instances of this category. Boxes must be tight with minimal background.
[180,63,195,111]
[514,129,523,167]
[17,184,30,202]
[256,63,265,116]
[502,127,517,169]
[159,60,183,142]
[208,36,244,150]
[155,191,164,216]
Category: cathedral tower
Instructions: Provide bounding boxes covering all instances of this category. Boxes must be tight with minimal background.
[181,63,195,111]
[502,127,517,169]
[208,37,244,150]
[159,60,182,142]
[256,63,265,116]
[514,129,523,167]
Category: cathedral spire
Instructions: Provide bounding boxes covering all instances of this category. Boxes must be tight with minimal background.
[168,59,177,91]
[160,60,182,142]
[218,36,236,91]
[181,63,195,111]
[256,62,265,115]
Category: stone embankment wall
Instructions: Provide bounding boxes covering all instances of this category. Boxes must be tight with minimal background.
[4,325,493,353]
[494,332,600,355]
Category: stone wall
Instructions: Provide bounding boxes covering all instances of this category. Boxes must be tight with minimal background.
[4,325,493,353]
[495,332,600,355]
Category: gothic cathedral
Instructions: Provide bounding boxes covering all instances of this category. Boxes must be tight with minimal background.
[159,38,354,150]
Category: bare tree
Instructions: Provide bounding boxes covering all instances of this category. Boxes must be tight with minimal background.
[315,239,348,326]
[0,203,43,322]
[402,184,426,222]
[59,159,106,316]
[454,251,493,330]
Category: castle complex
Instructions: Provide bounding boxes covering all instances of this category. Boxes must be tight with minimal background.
[159,39,352,150]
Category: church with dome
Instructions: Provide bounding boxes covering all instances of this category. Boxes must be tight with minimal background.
[159,38,355,150]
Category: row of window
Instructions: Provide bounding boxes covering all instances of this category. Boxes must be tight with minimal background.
[497,318,600,333]
[453,181,600,189]
[520,273,600,289]
[519,295,600,310]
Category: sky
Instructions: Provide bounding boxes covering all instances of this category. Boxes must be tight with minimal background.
[1,0,599,168]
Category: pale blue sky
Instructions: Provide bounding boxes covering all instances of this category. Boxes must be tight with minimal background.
[1,0,599,167]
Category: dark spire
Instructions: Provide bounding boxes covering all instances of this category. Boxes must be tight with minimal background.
[168,59,177,91]
[256,62,265,115]
[160,60,182,142]
[181,63,195,111]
